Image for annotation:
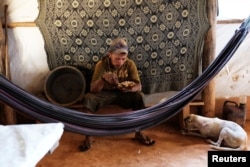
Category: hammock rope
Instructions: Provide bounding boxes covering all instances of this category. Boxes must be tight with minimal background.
[1,16,250,136]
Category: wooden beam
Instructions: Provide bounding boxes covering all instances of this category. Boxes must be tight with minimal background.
[4,22,37,28]
[217,19,244,24]
[201,0,217,117]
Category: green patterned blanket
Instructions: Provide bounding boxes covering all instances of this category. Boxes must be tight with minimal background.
[35,0,209,94]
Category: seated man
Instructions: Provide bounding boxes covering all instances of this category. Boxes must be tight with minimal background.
[79,38,155,151]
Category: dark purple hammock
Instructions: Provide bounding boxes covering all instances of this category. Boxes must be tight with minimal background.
[1,16,250,136]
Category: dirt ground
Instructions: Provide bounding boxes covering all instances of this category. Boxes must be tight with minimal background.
[36,115,250,167]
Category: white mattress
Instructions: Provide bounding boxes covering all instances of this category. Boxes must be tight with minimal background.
[0,123,64,167]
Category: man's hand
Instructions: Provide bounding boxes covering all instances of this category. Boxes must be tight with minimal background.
[102,72,119,85]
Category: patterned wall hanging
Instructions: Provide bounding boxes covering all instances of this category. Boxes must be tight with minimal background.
[36,0,209,94]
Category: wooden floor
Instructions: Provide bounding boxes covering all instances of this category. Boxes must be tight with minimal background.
[37,120,250,167]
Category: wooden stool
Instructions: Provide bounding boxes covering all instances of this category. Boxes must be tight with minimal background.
[179,101,205,129]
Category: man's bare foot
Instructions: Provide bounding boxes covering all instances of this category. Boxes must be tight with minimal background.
[79,135,94,151]
[134,131,155,146]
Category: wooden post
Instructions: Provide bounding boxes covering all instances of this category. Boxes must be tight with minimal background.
[201,0,217,117]
[2,5,17,124]
[4,5,10,79]
[0,19,4,74]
